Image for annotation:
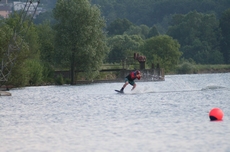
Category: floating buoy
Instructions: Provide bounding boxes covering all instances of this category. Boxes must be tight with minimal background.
[209,108,223,121]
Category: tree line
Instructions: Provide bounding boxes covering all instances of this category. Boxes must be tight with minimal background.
[0,0,230,87]
[91,0,230,26]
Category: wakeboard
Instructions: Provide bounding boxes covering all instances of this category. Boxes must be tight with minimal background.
[115,90,124,94]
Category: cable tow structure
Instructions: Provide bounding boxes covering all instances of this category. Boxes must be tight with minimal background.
[0,0,40,84]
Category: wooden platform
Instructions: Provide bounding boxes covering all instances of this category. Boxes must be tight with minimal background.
[0,91,11,96]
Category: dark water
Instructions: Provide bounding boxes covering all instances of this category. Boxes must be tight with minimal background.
[1,73,230,152]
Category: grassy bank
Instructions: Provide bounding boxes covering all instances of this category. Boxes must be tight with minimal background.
[173,63,230,74]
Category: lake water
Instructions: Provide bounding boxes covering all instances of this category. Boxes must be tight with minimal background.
[1,73,230,152]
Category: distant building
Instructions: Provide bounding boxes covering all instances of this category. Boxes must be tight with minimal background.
[0,0,9,5]
[0,0,11,18]
[13,1,43,17]
[0,6,11,18]
[0,1,43,19]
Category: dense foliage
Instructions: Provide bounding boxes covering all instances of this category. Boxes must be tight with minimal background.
[219,9,230,64]
[0,13,43,86]
[91,0,230,26]
[167,11,223,64]
[107,34,144,62]
[1,0,230,86]
[53,0,109,80]
[140,35,182,72]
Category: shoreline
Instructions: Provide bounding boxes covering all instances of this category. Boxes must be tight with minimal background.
[1,71,229,92]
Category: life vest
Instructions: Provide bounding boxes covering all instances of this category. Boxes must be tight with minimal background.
[126,71,140,81]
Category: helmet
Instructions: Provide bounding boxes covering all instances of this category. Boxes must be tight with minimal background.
[136,70,140,74]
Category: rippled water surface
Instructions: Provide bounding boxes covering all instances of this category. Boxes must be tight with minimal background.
[1,73,230,152]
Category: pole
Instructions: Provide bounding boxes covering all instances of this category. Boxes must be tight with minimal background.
[70,48,75,85]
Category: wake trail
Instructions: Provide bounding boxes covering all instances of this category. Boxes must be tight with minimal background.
[127,85,229,94]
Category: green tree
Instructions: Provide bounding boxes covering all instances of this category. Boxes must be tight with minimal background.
[0,23,12,60]
[36,21,55,65]
[124,24,150,39]
[219,8,230,64]
[0,13,41,86]
[140,35,182,72]
[167,11,223,64]
[147,25,160,38]
[91,0,230,27]
[36,21,55,83]
[33,11,56,25]
[107,34,144,62]
[107,18,133,36]
[53,0,108,81]
[25,59,44,85]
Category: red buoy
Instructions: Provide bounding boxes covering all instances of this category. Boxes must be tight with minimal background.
[209,108,223,121]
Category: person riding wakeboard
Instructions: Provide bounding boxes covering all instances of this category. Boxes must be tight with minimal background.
[119,70,141,93]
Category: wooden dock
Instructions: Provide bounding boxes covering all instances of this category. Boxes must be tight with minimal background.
[0,91,11,96]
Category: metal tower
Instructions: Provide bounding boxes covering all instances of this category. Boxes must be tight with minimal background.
[0,0,40,84]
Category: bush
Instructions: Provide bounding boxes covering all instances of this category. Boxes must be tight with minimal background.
[177,62,196,74]
[25,59,43,85]
[42,62,54,84]
[55,74,64,85]
[65,78,71,84]
[6,63,29,87]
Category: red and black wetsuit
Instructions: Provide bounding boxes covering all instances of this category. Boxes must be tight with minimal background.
[120,71,141,91]
[125,72,140,85]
